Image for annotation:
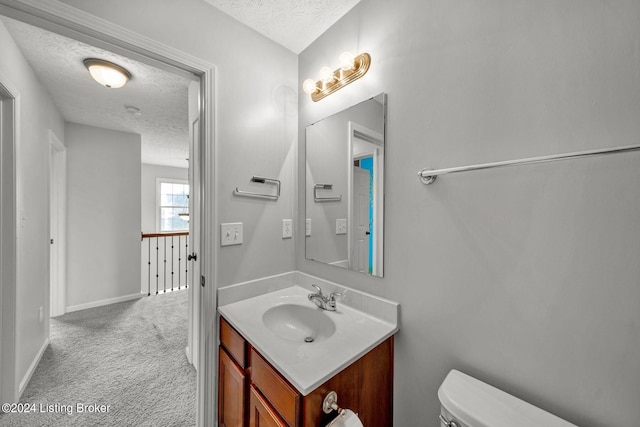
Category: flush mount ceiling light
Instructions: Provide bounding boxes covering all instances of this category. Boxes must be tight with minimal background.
[83,58,131,89]
[302,52,371,102]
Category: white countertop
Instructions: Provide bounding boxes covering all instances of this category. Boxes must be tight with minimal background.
[218,285,399,395]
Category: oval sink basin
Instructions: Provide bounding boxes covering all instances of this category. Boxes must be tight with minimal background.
[262,304,336,343]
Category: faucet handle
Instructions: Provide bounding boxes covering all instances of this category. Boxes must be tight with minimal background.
[327,292,342,310]
[312,284,324,296]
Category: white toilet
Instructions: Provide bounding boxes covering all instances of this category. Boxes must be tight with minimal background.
[438,370,578,427]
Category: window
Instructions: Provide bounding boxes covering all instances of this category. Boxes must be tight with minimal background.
[158,180,189,231]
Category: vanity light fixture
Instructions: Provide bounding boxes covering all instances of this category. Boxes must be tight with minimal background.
[302,52,371,102]
[83,58,131,89]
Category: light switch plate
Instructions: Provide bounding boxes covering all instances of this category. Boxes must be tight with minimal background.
[221,222,243,246]
[305,219,311,237]
[282,219,292,239]
[336,218,347,235]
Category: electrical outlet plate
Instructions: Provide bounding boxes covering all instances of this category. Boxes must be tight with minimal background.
[282,219,293,239]
[336,218,347,235]
[221,222,243,246]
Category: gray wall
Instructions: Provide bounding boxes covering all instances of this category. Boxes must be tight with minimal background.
[305,116,349,264]
[298,1,640,426]
[305,98,383,265]
[66,123,141,309]
[0,19,65,396]
[58,0,299,286]
[141,163,188,233]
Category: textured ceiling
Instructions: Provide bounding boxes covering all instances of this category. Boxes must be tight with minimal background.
[2,17,192,169]
[203,0,362,53]
[2,1,361,167]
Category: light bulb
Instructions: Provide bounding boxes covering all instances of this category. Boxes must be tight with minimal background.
[302,79,318,94]
[319,66,334,84]
[339,52,355,71]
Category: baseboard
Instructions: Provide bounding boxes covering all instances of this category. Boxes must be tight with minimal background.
[19,338,49,398]
[66,293,143,313]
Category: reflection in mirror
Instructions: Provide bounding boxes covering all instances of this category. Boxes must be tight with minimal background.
[305,93,385,277]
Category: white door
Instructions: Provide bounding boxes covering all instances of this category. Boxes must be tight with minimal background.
[49,132,66,317]
[187,81,200,368]
[352,165,370,273]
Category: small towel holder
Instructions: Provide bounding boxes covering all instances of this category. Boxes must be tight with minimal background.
[323,391,359,427]
[234,176,280,200]
[314,184,342,202]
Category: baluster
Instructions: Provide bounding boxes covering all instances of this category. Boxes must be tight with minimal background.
[185,235,189,288]
[163,236,167,293]
[178,235,182,290]
[155,237,159,295]
[171,236,175,291]
[147,238,151,296]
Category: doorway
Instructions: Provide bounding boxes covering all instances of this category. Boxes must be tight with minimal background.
[0,80,17,404]
[352,155,373,273]
[348,121,384,276]
[49,131,66,318]
[0,3,216,425]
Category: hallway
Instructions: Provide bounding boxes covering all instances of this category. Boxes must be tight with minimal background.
[0,290,195,426]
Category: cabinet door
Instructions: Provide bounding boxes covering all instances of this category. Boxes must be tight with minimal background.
[249,386,288,427]
[250,347,300,426]
[219,347,246,427]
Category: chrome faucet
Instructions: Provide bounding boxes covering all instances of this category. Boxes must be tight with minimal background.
[308,284,341,311]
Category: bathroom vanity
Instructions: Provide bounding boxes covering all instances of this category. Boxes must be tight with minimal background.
[217,280,398,427]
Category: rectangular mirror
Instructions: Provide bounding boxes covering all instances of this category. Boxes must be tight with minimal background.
[305,93,386,277]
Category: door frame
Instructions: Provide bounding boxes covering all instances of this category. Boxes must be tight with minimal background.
[347,121,384,276]
[0,1,218,425]
[0,76,18,404]
[187,80,200,369]
[351,160,372,273]
[49,130,66,318]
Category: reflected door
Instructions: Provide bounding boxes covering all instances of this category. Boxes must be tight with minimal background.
[352,165,371,273]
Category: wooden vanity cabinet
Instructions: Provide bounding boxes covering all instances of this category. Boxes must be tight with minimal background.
[218,316,394,427]
[249,385,288,427]
[219,347,246,427]
[219,317,248,427]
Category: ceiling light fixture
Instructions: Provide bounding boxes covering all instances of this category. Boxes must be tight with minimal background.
[83,58,131,89]
[302,52,371,102]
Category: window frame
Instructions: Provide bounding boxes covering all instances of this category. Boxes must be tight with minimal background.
[156,177,190,232]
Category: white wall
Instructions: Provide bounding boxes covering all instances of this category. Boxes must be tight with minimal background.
[299,1,640,426]
[0,19,65,398]
[66,123,141,309]
[141,163,188,233]
[58,0,299,286]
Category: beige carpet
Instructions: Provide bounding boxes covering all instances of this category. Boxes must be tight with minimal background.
[0,289,196,426]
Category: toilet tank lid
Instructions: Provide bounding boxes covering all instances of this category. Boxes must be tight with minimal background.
[438,370,578,427]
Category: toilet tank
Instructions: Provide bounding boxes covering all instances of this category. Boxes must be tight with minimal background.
[438,370,578,427]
